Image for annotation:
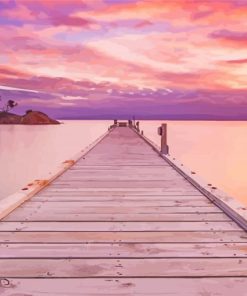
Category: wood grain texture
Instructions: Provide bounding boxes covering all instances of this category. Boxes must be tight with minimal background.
[1,231,246,243]
[1,278,247,296]
[4,212,230,222]
[0,221,240,231]
[1,242,247,258]
[33,193,205,201]
[17,200,215,207]
[16,203,223,213]
[1,126,246,294]
[1,258,247,277]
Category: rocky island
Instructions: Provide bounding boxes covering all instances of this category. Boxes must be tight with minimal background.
[0,110,60,125]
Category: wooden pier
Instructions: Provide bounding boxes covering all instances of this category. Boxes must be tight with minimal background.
[0,123,247,295]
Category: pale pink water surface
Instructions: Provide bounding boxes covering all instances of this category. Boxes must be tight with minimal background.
[0,120,111,200]
[0,120,246,206]
[142,120,247,205]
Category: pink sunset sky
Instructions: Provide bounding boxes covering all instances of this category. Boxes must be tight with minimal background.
[0,0,247,119]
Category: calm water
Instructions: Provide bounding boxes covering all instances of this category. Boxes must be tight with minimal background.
[0,120,111,199]
[0,120,246,205]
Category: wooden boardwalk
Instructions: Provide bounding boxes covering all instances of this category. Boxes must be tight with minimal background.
[1,125,247,295]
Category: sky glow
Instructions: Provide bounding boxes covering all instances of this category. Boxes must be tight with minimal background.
[0,0,247,119]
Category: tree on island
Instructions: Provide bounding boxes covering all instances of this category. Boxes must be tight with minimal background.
[0,96,18,113]
[0,96,60,124]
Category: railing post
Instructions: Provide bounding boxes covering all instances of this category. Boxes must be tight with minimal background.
[158,123,169,154]
[136,121,140,132]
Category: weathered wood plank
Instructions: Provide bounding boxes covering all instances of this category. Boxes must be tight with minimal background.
[0,221,240,231]
[66,167,176,173]
[59,170,185,181]
[22,196,213,203]
[77,161,166,166]
[1,231,246,243]
[70,160,167,166]
[1,278,247,296]
[36,191,202,198]
[70,165,172,169]
[78,154,162,159]
[78,160,164,165]
[17,200,214,207]
[58,175,186,181]
[72,163,171,167]
[4,212,229,222]
[16,203,222,213]
[39,187,199,193]
[1,258,247,277]
[1,243,247,258]
[51,180,196,189]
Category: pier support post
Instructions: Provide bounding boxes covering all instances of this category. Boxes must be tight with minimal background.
[158,123,169,154]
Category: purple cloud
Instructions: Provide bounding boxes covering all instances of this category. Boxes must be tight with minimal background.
[209,29,247,42]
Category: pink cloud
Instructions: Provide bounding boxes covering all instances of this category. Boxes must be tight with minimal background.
[209,29,247,43]
[190,9,214,20]
[134,20,153,28]
[226,58,247,64]
[1,4,36,21]
[51,15,95,28]
[0,66,28,78]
